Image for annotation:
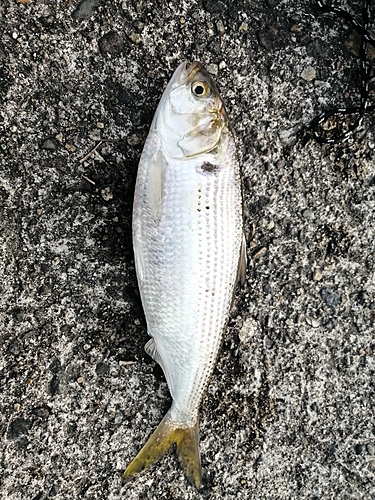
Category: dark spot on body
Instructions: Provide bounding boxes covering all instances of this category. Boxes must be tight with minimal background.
[200,162,219,174]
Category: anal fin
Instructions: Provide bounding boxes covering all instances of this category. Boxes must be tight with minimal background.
[145,338,164,368]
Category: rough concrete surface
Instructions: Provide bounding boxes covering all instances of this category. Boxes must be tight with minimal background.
[1,0,374,499]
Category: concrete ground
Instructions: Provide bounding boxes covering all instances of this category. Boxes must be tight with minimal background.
[1,0,374,499]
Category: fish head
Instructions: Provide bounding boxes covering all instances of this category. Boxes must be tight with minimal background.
[153,61,228,159]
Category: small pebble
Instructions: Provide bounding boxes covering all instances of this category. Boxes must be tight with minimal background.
[72,0,102,21]
[132,21,144,31]
[239,22,248,32]
[101,187,113,201]
[298,229,306,243]
[42,138,58,150]
[127,134,142,146]
[127,32,141,44]
[96,362,110,375]
[264,336,274,348]
[239,317,258,345]
[290,23,301,34]
[302,208,315,220]
[65,143,77,153]
[320,287,340,307]
[306,316,321,328]
[207,63,219,76]
[355,444,363,455]
[313,269,322,281]
[253,247,267,260]
[216,20,225,34]
[314,80,330,90]
[279,128,297,146]
[301,66,316,82]
[98,31,123,54]
[366,443,375,455]
[89,130,101,141]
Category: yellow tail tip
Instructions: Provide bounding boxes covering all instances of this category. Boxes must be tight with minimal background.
[123,410,202,489]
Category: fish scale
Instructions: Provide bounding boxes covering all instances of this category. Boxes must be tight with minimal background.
[125,61,245,489]
[140,148,241,415]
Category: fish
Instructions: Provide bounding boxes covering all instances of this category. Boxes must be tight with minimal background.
[124,61,246,489]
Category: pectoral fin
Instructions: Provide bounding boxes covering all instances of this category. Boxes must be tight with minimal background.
[133,134,165,282]
[146,148,165,223]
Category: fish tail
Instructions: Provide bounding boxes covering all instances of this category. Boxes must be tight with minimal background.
[175,415,201,488]
[123,409,202,489]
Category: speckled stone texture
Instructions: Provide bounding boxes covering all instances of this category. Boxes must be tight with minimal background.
[1,1,374,499]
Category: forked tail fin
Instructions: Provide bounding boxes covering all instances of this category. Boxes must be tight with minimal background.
[123,409,202,489]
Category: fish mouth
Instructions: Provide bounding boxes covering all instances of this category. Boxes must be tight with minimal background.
[184,61,204,82]
[182,61,212,85]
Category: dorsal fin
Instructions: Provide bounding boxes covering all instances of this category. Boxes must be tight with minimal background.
[237,232,247,285]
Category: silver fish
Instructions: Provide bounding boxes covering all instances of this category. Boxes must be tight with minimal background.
[124,61,246,488]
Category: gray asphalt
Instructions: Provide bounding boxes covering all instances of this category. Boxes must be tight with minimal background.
[1,1,374,499]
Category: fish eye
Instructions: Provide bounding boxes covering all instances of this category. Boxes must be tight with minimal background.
[192,81,211,98]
